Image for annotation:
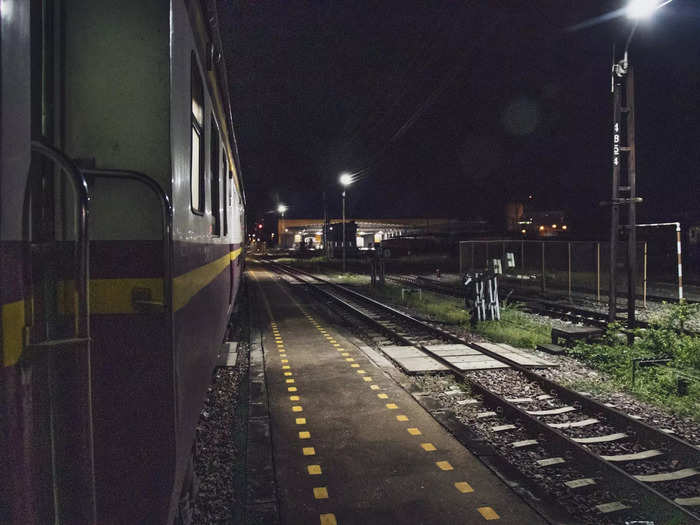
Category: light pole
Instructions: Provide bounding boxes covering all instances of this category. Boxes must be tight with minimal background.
[339,172,353,272]
[277,204,287,248]
[607,0,669,338]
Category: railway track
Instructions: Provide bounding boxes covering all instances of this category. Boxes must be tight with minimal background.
[268,262,700,524]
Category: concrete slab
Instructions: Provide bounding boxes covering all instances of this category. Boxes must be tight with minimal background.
[475,342,555,367]
[380,346,448,373]
[424,343,483,357]
[380,345,427,360]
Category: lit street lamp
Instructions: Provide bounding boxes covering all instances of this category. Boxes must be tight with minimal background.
[339,173,353,272]
[277,204,287,247]
[607,0,671,337]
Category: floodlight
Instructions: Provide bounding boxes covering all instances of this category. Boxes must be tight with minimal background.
[627,0,659,19]
[277,204,288,214]
[339,172,353,187]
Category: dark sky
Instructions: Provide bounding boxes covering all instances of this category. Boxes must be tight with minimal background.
[218,1,700,233]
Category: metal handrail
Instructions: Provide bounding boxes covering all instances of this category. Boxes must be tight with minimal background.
[29,140,90,338]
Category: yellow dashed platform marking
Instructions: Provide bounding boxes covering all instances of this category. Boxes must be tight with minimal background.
[386,403,398,410]
[296,418,306,425]
[421,443,437,451]
[363,377,373,382]
[396,415,409,421]
[307,465,322,475]
[351,364,360,368]
[288,387,298,392]
[333,343,341,347]
[303,447,316,456]
[477,507,499,520]
[455,481,474,493]
[299,431,311,439]
[286,379,295,384]
[320,513,337,525]
[290,395,300,401]
[341,352,350,356]
[313,487,329,499]
[436,461,454,471]
[377,393,388,399]
[284,372,293,376]
[283,365,291,370]
[370,385,380,390]
[407,428,422,436]
[281,359,289,363]
[356,370,366,375]
[292,406,303,412]
[345,358,355,362]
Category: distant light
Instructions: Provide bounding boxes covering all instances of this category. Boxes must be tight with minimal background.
[552,224,557,229]
[277,204,288,214]
[626,0,661,19]
[339,172,353,187]
[284,228,289,232]
[528,194,534,200]
[521,229,527,234]
[539,225,545,231]
[562,225,568,230]
[258,223,263,229]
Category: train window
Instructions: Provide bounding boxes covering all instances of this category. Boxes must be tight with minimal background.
[223,156,229,236]
[191,53,205,214]
[210,118,221,236]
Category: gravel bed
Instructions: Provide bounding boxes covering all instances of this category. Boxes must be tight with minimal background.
[192,349,248,524]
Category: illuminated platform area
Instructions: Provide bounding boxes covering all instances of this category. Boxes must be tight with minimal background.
[246,264,546,524]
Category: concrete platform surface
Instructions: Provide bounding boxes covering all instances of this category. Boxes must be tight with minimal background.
[249,266,547,525]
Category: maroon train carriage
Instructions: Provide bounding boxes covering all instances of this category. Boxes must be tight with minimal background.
[1,1,246,523]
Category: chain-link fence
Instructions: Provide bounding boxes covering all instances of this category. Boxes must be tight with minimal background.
[459,240,676,302]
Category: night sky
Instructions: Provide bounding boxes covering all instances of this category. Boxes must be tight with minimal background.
[218,1,700,233]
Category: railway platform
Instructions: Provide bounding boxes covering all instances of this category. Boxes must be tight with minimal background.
[247,264,548,524]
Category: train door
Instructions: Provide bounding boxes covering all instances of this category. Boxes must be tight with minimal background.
[1,1,97,521]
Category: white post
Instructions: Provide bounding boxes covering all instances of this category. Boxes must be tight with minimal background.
[676,223,683,302]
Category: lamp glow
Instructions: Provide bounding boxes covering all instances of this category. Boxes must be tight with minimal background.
[627,0,659,19]
[339,172,353,187]
[277,204,288,214]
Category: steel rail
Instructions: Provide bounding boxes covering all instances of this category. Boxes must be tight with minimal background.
[268,261,700,523]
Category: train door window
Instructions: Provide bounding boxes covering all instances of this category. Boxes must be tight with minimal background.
[210,118,221,235]
[222,156,228,236]
[191,53,205,214]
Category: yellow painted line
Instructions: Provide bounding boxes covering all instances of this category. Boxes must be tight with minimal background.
[288,387,298,392]
[386,404,398,410]
[282,365,291,370]
[455,481,474,493]
[370,385,380,390]
[296,418,306,425]
[436,461,454,471]
[173,247,241,310]
[2,300,24,366]
[362,376,372,382]
[284,372,293,376]
[303,447,316,456]
[320,514,337,525]
[292,406,303,412]
[307,465,322,475]
[341,353,350,356]
[281,359,289,363]
[477,507,499,520]
[286,379,295,384]
[351,364,360,368]
[421,443,437,451]
[333,344,341,347]
[377,393,388,399]
[356,370,366,375]
[345,358,355,362]
[313,487,329,500]
[290,395,300,401]
[396,415,409,422]
[299,431,311,439]
[407,428,422,436]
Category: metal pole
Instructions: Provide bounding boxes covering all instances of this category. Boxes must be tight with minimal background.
[626,65,637,338]
[541,241,546,293]
[521,239,525,273]
[568,242,572,301]
[596,242,601,302]
[643,241,647,308]
[609,66,622,322]
[342,190,346,272]
[676,224,684,302]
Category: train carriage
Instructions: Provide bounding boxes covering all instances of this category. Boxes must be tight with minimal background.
[0,1,245,523]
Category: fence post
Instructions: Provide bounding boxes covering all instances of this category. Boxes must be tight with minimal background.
[541,241,546,293]
[596,242,601,302]
[471,243,475,272]
[643,241,647,308]
[568,242,572,301]
[521,240,525,273]
[459,242,463,275]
